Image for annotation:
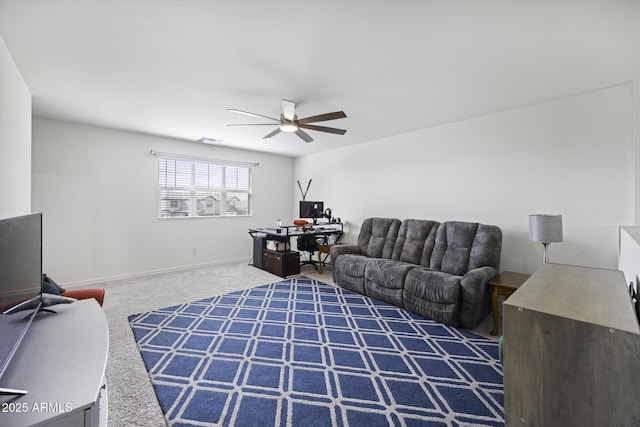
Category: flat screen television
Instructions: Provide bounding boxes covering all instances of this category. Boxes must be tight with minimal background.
[300,201,324,223]
[0,213,76,396]
[0,213,43,395]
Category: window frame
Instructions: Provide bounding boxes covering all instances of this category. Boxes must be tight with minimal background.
[157,154,253,219]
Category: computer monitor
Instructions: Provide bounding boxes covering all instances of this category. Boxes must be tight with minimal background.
[0,213,42,396]
[299,201,324,223]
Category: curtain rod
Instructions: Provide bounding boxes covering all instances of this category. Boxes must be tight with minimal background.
[150,150,260,167]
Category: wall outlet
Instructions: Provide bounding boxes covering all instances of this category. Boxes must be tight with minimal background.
[192,247,198,255]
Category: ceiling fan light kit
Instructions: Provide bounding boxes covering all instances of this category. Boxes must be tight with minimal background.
[279,122,298,133]
[228,99,346,143]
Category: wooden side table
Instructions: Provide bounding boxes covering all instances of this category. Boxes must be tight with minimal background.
[489,271,530,335]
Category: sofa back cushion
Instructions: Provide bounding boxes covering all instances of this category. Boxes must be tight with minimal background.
[392,219,440,265]
[357,217,401,259]
[430,221,502,275]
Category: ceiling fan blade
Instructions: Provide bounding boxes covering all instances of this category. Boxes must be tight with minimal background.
[295,129,314,143]
[296,111,346,125]
[281,99,296,121]
[298,124,347,135]
[228,109,279,122]
[227,123,279,127]
[263,128,282,139]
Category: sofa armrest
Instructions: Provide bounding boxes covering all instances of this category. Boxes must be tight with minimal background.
[459,266,498,329]
[330,244,360,257]
[330,245,362,282]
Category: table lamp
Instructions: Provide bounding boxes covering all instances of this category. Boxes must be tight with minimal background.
[529,214,563,264]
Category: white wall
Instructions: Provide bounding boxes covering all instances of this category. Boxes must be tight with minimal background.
[26,83,637,282]
[618,77,640,288]
[635,78,640,225]
[618,226,640,290]
[0,36,31,218]
[294,84,634,274]
[32,118,294,285]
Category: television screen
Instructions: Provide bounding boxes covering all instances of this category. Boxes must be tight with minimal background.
[0,213,42,387]
[299,201,324,219]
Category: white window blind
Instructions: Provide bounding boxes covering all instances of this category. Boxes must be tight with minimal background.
[157,156,252,218]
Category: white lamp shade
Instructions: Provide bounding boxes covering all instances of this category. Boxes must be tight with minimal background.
[529,214,563,243]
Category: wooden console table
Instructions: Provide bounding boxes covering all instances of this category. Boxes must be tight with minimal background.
[503,263,640,426]
[0,299,108,427]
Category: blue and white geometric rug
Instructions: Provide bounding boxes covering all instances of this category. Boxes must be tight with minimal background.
[129,278,504,426]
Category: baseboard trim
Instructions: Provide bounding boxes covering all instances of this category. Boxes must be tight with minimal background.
[61,257,252,289]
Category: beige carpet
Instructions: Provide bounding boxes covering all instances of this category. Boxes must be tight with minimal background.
[79,261,496,426]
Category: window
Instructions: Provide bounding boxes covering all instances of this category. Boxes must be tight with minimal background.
[158,156,252,218]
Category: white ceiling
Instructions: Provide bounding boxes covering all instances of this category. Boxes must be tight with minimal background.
[2,0,640,158]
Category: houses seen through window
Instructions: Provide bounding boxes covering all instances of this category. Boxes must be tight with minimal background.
[158,157,252,218]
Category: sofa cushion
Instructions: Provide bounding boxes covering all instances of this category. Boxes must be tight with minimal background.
[403,268,461,326]
[364,259,415,308]
[404,268,461,304]
[468,224,502,271]
[392,219,439,265]
[357,218,401,259]
[430,222,502,276]
[333,254,370,295]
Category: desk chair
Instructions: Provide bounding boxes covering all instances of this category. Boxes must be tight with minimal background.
[297,234,327,269]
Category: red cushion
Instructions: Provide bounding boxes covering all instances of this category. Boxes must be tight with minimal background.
[61,289,105,306]
[1,289,105,312]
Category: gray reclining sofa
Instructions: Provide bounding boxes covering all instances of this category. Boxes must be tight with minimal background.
[330,217,502,329]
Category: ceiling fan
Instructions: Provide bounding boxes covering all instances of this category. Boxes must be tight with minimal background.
[227,99,347,143]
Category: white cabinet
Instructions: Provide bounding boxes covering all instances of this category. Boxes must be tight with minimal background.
[0,299,109,427]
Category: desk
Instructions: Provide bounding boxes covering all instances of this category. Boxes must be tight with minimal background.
[248,224,343,277]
